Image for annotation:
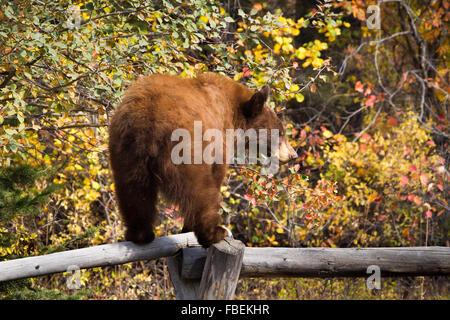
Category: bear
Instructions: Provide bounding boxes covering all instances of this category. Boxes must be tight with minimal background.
[108,72,297,247]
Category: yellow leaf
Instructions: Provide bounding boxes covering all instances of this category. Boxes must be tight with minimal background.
[295,47,307,60]
[312,57,324,68]
[323,130,333,139]
[302,58,312,68]
[367,193,378,203]
[92,181,100,190]
[291,28,300,36]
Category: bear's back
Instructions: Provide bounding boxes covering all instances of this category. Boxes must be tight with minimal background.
[114,73,253,132]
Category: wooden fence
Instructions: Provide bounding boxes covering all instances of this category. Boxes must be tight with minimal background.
[0,233,449,299]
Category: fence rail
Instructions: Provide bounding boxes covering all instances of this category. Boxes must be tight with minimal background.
[0,232,200,282]
[0,233,449,299]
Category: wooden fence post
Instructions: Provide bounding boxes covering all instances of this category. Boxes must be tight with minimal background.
[167,238,245,300]
[198,238,245,300]
[167,248,205,300]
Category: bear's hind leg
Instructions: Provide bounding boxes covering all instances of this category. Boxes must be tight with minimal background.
[187,190,228,248]
[181,222,193,234]
[194,210,228,247]
[115,179,158,244]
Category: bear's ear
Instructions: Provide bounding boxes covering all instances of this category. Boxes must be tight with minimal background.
[242,85,271,119]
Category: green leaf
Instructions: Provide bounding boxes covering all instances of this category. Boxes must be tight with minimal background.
[295,93,304,102]
[9,143,18,153]
[286,127,292,135]
[5,128,16,135]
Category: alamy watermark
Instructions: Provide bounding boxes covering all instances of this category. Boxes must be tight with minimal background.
[366,265,381,290]
[366,4,381,30]
[170,121,297,174]
[65,264,81,290]
[66,5,81,30]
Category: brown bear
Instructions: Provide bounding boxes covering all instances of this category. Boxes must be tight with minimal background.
[108,72,297,247]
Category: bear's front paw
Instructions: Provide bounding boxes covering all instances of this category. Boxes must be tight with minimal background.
[126,229,155,245]
[195,226,229,248]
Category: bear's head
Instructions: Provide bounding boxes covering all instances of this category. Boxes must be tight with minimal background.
[240,85,298,163]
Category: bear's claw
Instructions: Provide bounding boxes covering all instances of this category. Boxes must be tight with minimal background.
[220,226,233,238]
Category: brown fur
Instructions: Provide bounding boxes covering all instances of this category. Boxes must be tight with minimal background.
[108,72,290,247]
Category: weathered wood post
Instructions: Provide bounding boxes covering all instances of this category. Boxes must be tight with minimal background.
[167,237,245,300]
[167,248,205,300]
[198,238,245,300]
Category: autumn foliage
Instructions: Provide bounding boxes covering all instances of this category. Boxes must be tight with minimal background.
[0,0,448,299]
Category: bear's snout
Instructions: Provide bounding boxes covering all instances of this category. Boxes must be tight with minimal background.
[278,139,298,163]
